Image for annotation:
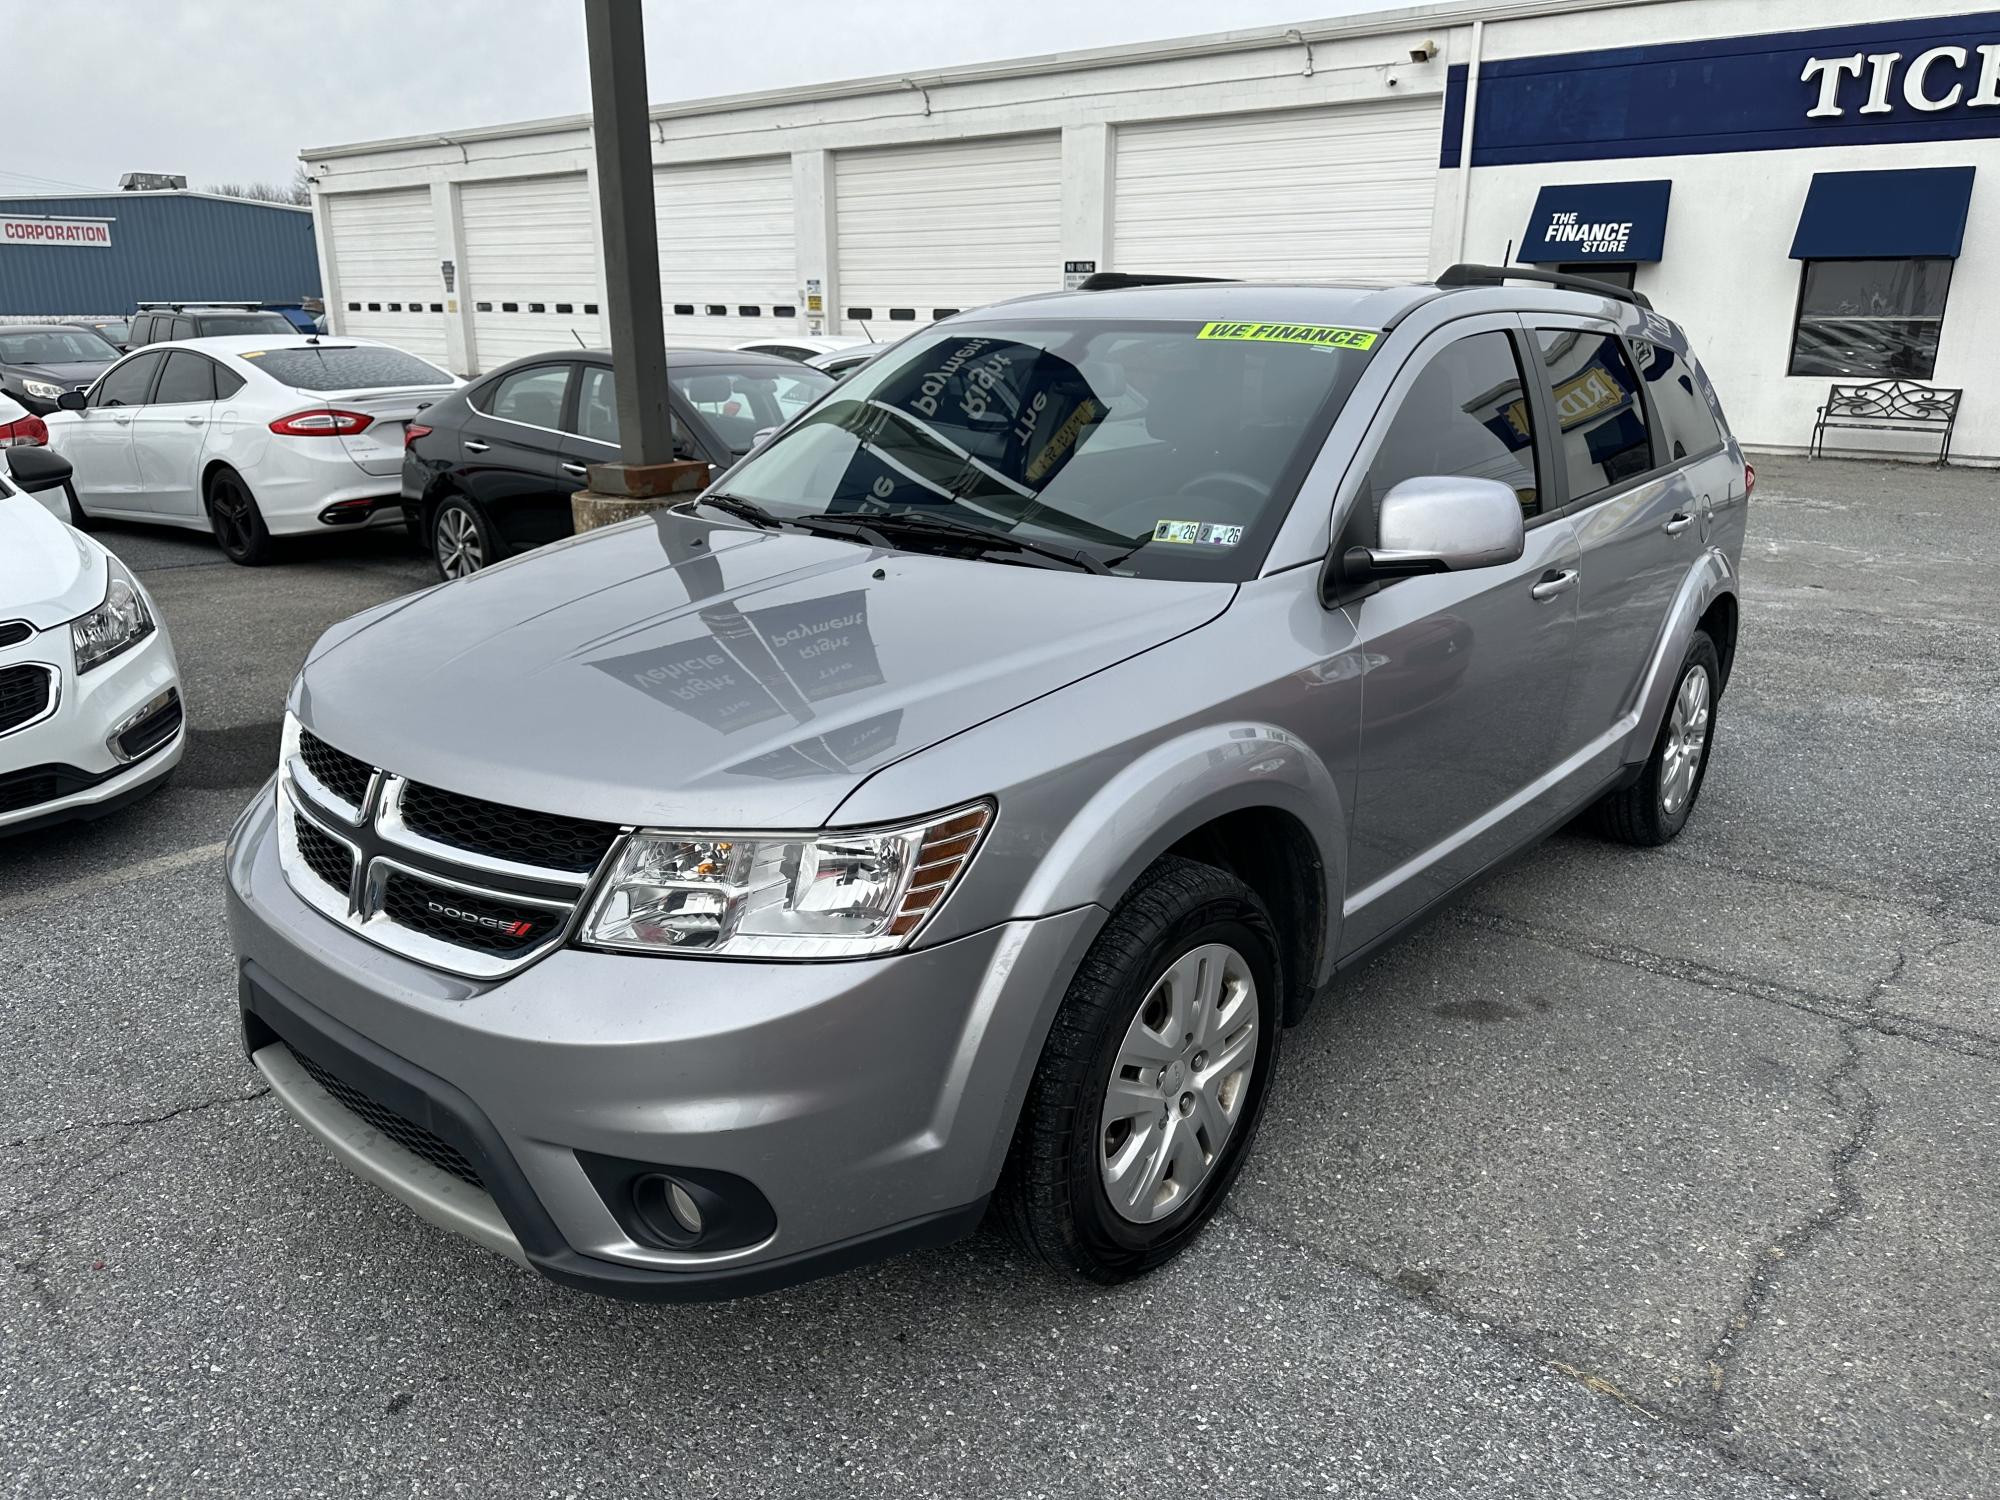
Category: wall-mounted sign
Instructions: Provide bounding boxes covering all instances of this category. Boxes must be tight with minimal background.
[1444,11,2000,166]
[441,259,455,291]
[1064,259,1097,290]
[1520,180,1672,262]
[2,216,112,248]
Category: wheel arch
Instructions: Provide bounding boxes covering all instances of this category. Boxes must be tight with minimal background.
[1623,548,1737,767]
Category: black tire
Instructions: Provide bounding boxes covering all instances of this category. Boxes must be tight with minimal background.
[205,468,274,566]
[1591,630,1721,846]
[62,480,94,531]
[430,495,501,580]
[996,856,1284,1284]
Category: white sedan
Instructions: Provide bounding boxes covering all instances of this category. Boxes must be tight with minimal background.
[1,447,184,835]
[47,336,460,565]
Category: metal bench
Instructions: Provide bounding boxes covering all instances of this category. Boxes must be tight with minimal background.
[1810,379,1962,466]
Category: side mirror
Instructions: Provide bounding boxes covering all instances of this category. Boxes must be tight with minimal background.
[1343,476,1525,580]
[56,389,87,412]
[5,445,76,495]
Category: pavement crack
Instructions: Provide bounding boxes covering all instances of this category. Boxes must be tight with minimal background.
[1451,906,2000,1064]
[4,1086,271,1152]
[1698,1026,1879,1429]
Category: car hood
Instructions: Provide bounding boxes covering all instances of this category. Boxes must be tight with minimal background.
[0,489,104,627]
[298,509,1234,828]
[4,360,109,387]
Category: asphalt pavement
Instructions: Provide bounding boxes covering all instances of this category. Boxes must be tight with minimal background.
[3,459,1995,1498]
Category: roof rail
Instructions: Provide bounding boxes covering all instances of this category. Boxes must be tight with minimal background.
[1435,263,1653,311]
[134,300,263,311]
[1076,272,1234,291]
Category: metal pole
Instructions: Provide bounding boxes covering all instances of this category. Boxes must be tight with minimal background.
[584,0,673,467]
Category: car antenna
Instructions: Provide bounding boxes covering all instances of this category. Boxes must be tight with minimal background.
[572,328,585,348]
[858,318,875,341]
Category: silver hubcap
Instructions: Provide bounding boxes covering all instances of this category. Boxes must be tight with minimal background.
[1099,942,1259,1224]
[1661,663,1711,815]
[436,507,483,578]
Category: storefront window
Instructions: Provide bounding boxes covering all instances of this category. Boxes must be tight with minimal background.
[1788,259,1952,381]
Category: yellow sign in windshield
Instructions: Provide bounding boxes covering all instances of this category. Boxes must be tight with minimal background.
[1196,322,1378,350]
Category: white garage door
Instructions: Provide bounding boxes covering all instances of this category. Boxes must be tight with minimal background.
[656,156,798,350]
[460,174,602,372]
[325,189,450,365]
[1113,100,1438,281]
[834,133,1061,334]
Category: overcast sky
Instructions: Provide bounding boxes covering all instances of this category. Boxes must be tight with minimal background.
[14,0,1405,193]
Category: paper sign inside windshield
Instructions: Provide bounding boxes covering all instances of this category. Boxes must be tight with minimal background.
[1196,322,1378,350]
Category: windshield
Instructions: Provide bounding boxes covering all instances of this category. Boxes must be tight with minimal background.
[674,363,834,454]
[0,329,119,363]
[244,345,456,391]
[713,319,1375,579]
[200,313,298,336]
[92,321,130,344]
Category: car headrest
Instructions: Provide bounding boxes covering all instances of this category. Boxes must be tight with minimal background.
[684,376,733,402]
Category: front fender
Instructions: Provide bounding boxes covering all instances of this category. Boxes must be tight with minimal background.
[1623,547,1736,765]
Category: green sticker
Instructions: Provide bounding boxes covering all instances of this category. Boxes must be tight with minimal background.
[1196,321,1378,350]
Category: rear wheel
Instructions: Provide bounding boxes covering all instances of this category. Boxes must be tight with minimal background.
[431,496,499,580]
[205,468,273,566]
[1591,631,1720,846]
[997,857,1283,1284]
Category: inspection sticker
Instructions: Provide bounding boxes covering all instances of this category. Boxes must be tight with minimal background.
[1196,321,1378,350]
[1153,520,1246,547]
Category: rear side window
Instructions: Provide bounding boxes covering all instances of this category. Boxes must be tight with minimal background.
[1631,340,1724,463]
[483,364,571,427]
[127,316,154,346]
[247,345,455,392]
[574,364,699,459]
[152,351,217,404]
[170,318,195,340]
[93,352,162,407]
[1366,330,1541,521]
[1532,330,1653,503]
[214,362,246,399]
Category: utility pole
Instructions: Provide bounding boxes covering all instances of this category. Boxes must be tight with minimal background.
[573,0,709,527]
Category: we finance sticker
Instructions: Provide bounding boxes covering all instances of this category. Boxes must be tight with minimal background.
[1196,322,1378,350]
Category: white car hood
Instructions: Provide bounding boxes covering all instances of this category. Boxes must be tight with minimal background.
[0,488,105,629]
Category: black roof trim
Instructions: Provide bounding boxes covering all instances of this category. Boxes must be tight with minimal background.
[1077,272,1234,291]
[1436,263,1653,311]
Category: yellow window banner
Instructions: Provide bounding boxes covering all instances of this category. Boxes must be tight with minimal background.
[1196,322,1379,350]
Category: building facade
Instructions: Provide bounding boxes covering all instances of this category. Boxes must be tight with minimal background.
[304,0,2000,459]
[0,191,321,319]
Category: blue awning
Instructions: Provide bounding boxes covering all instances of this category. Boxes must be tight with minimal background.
[1519,180,1672,264]
[1790,167,1976,260]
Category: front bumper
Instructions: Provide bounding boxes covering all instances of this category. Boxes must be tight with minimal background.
[0,616,184,834]
[225,787,1104,1300]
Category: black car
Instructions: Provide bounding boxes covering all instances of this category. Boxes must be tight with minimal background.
[0,324,122,413]
[402,347,835,578]
[125,304,297,348]
[72,318,132,352]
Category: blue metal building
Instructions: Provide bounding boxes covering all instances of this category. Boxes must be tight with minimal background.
[0,191,320,316]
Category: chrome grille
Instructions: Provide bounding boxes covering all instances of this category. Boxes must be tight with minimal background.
[0,663,56,736]
[276,724,622,979]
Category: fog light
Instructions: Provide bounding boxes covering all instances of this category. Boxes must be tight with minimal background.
[667,1181,703,1236]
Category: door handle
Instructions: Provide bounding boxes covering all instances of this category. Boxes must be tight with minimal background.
[1663,512,1694,535]
[113,415,131,425]
[1531,568,1579,602]
[182,414,205,425]
[463,440,490,453]
[560,461,588,476]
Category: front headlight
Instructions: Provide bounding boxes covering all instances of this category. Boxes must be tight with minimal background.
[20,378,68,401]
[70,560,155,673]
[580,802,991,958]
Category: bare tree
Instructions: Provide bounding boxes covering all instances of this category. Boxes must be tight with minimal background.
[206,173,312,207]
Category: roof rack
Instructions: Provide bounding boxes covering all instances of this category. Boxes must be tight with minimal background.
[1076,272,1234,291]
[1435,263,1652,311]
[134,300,264,311]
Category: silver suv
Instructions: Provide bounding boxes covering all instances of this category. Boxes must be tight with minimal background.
[226,268,1748,1299]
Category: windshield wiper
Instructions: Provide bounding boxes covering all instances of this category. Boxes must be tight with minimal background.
[798,509,1116,576]
[683,492,893,549]
[682,492,784,530]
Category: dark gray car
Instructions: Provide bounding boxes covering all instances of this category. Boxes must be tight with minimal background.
[0,324,121,414]
[226,268,1749,1300]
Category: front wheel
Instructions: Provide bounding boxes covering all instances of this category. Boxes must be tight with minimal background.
[996,857,1283,1284]
[1591,630,1720,846]
[205,469,274,566]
